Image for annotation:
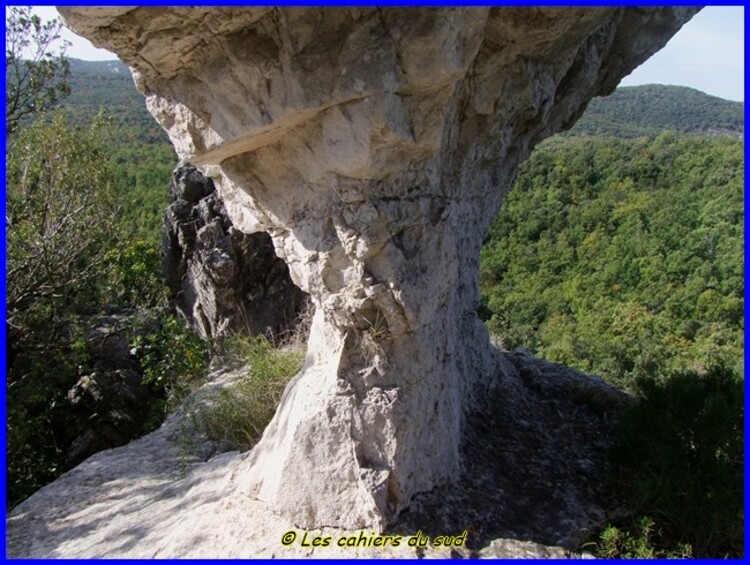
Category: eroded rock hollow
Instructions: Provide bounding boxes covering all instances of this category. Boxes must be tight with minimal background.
[60,7,698,530]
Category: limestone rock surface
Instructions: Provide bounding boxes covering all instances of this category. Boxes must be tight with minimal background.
[58,6,698,530]
[7,352,629,558]
[163,165,306,340]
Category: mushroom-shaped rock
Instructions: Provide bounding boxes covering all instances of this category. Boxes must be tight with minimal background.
[59,7,698,530]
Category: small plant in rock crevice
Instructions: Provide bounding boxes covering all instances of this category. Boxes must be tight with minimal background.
[588,517,693,559]
[358,307,391,367]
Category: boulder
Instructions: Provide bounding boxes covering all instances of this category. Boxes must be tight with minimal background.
[63,308,158,466]
[59,6,699,530]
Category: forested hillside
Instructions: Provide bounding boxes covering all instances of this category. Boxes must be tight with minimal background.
[64,61,744,143]
[478,117,743,557]
[61,59,177,241]
[63,58,168,144]
[480,133,743,390]
[567,84,743,138]
[478,94,744,557]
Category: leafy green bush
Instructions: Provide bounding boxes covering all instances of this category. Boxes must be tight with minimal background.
[6,112,119,323]
[4,39,174,509]
[6,6,71,134]
[5,326,91,509]
[588,365,743,558]
[193,336,304,451]
[590,517,693,558]
[130,313,210,411]
[106,239,166,307]
[5,112,119,509]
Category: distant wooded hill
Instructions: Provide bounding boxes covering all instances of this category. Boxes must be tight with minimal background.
[61,59,744,142]
[567,84,743,138]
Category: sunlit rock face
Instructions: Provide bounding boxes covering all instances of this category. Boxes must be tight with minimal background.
[60,6,698,530]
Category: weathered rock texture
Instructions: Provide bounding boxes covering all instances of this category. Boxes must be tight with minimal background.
[163,165,306,340]
[59,7,698,530]
[64,308,159,466]
[7,352,630,558]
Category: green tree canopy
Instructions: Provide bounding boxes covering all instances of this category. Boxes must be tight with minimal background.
[5,6,71,135]
[6,112,118,328]
[480,133,743,389]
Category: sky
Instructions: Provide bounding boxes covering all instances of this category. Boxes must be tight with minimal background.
[26,5,745,102]
[618,6,744,102]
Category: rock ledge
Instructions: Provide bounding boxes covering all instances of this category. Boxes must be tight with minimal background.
[7,351,629,558]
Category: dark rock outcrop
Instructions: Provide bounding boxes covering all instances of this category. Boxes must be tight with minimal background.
[163,165,306,340]
[64,309,159,466]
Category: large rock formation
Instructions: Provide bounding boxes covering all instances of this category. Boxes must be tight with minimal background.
[58,7,698,531]
[163,165,306,340]
[7,352,631,558]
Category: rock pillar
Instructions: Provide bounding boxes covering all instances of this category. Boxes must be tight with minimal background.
[59,6,698,529]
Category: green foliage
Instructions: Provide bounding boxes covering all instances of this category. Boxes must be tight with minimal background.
[106,239,166,308]
[6,319,92,509]
[599,365,744,558]
[5,110,131,509]
[480,134,743,390]
[58,59,177,242]
[5,6,71,134]
[5,55,175,509]
[61,58,169,145]
[6,112,119,322]
[193,337,304,451]
[590,517,693,559]
[130,313,210,410]
[484,132,744,557]
[567,85,743,138]
[109,142,175,241]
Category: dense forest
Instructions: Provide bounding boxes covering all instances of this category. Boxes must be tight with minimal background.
[6,48,744,558]
[63,58,169,144]
[480,133,743,390]
[61,59,176,241]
